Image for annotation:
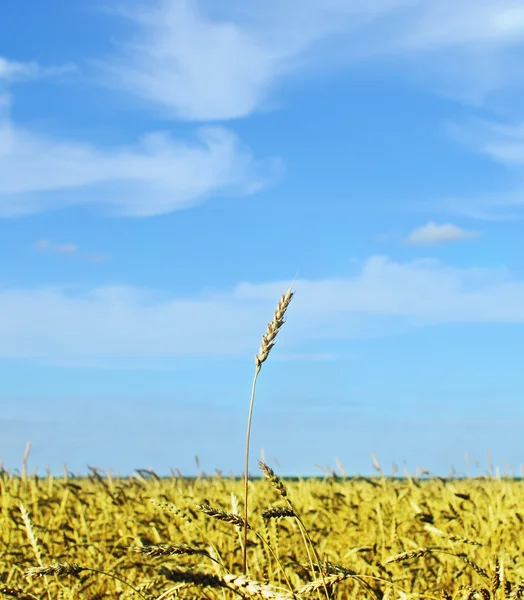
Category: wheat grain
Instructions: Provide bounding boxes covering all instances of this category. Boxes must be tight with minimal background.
[261,507,296,520]
[26,562,85,578]
[196,503,251,528]
[130,544,209,558]
[255,288,294,370]
[384,548,436,564]
[258,461,289,499]
[159,568,293,598]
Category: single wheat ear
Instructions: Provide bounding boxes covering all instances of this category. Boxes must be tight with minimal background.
[262,507,296,520]
[491,556,501,596]
[159,568,293,599]
[130,543,210,558]
[255,288,294,370]
[243,286,294,576]
[384,548,435,564]
[196,503,251,528]
[258,460,288,499]
[26,562,85,577]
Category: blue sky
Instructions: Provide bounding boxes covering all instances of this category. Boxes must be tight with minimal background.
[1,0,524,478]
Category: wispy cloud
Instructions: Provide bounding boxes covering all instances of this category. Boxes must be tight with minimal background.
[3,1,523,219]
[0,56,73,122]
[98,0,524,121]
[32,239,108,263]
[0,57,44,82]
[93,1,524,222]
[0,56,75,84]
[2,2,523,220]
[1,256,523,360]
[33,239,78,255]
[0,54,279,218]
[450,118,524,167]
[0,119,280,217]
[405,221,480,245]
[442,117,524,219]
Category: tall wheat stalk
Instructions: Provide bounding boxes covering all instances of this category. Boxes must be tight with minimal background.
[242,287,294,575]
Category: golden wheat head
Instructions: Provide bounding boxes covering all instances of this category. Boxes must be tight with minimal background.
[255,288,294,370]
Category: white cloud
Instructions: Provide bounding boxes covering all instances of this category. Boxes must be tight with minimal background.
[98,0,524,121]
[401,3,524,48]
[0,56,75,83]
[455,119,524,166]
[33,238,107,263]
[32,239,107,263]
[0,55,278,217]
[0,57,40,82]
[2,5,522,219]
[405,221,480,245]
[0,120,280,217]
[1,256,523,360]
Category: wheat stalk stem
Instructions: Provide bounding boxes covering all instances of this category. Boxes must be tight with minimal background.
[242,287,294,575]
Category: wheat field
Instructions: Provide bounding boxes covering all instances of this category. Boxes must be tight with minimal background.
[3,288,521,599]
[2,467,524,599]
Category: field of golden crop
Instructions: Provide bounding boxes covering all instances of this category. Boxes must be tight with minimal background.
[2,467,524,600]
